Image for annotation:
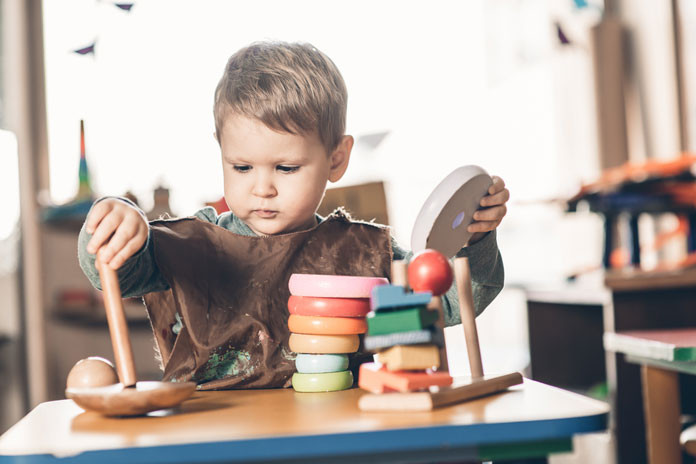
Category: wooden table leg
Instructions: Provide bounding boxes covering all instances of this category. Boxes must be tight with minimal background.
[641,364,681,464]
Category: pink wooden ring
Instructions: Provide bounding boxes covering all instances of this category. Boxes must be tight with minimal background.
[288,295,371,318]
[289,333,360,354]
[288,314,367,335]
[289,274,389,298]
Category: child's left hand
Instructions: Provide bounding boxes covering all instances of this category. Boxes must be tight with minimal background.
[467,175,509,245]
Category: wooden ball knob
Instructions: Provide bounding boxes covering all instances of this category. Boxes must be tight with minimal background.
[66,356,119,390]
[408,249,453,296]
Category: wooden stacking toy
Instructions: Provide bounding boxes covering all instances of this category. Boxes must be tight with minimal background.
[65,261,196,416]
[359,165,523,411]
[287,274,388,392]
[359,253,453,396]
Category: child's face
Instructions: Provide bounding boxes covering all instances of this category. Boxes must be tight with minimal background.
[219,114,351,236]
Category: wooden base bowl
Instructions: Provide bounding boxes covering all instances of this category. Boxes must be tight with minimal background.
[66,381,196,416]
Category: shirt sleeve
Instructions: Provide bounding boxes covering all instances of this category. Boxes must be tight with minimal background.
[390,231,504,326]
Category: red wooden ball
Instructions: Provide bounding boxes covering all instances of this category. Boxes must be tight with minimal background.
[408,249,453,296]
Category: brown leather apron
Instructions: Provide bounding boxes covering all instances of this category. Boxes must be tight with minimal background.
[142,210,392,390]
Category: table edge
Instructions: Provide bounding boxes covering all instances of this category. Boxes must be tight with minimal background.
[0,410,608,463]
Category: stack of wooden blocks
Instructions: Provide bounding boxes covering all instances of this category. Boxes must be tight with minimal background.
[358,283,453,393]
[358,253,523,412]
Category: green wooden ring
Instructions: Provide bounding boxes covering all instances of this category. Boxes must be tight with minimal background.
[292,371,354,392]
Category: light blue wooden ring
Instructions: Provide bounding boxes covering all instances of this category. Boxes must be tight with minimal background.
[292,371,354,392]
[295,353,349,374]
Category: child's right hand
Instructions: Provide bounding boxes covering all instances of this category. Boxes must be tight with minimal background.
[85,198,149,270]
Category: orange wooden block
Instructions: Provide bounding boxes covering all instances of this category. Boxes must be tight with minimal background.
[288,314,367,335]
[358,362,452,393]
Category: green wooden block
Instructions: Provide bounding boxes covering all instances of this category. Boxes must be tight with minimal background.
[626,355,696,375]
[366,307,438,335]
[604,329,696,362]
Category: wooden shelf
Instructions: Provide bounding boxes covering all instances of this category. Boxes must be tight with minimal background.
[51,312,151,329]
[41,218,85,233]
[524,282,611,306]
[605,267,696,292]
[51,300,150,328]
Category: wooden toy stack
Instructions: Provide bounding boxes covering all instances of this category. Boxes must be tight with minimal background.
[358,250,523,411]
[358,251,454,395]
[356,165,523,411]
[287,274,388,392]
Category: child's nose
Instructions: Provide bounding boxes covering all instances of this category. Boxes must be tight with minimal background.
[252,175,277,198]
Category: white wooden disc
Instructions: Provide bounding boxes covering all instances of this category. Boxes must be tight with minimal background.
[411,166,492,257]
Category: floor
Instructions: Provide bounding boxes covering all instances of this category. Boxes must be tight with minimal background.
[0,337,25,435]
[549,432,615,464]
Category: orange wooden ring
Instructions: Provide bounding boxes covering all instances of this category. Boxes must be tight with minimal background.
[288,314,367,335]
[288,295,370,318]
[289,333,360,354]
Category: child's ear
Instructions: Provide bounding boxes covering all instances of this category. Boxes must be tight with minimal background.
[213,131,219,144]
[328,135,353,183]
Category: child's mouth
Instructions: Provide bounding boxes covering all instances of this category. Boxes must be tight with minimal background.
[253,209,278,218]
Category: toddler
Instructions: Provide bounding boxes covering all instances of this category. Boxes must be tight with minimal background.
[78,41,509,389]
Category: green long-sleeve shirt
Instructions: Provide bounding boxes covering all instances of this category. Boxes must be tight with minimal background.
[77,198,504,328]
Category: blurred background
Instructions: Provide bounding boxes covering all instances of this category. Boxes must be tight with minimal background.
[1,1,695,462]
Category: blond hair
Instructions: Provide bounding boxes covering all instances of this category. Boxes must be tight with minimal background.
[214,41,347,154]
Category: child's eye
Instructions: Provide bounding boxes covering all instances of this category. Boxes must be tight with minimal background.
[277,165,299,173]
[233,165,251,173]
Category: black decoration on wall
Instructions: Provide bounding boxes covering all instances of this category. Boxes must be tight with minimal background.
[73,42,96,55]
[114,3,134,12]
[555,22,571,46]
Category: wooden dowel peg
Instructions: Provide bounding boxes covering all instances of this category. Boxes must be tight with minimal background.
[67,259,196,416]
[391,260,409,288]
[96,260,137,388]
[427,295,449,372]
[454,256,483,378]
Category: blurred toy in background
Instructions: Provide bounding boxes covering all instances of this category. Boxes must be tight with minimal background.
[147,185,172,220]
[75,120,92,202]
[205,196,229,215]
[566,153,696,271]
[42,120,94,224]
[122,191,140,207]
[41,119,175,226]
